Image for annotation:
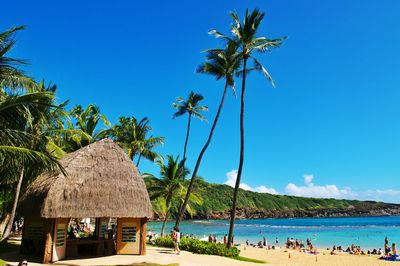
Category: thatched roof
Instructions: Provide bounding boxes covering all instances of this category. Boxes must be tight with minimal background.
[19,139,153,218]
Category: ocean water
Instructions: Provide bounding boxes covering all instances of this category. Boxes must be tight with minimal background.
[148,216,400,249]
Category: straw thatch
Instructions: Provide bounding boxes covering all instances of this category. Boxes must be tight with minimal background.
[18,139,153,218]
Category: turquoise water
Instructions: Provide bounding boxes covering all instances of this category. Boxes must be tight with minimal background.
[148,216,400,249]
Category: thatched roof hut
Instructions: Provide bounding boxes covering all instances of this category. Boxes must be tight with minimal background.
[19,138,153,219]
[19,139,152,262]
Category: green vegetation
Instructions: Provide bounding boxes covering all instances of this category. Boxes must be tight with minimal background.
[144,156,190,236]
[0,26,65,241]
[108,116,164,167]
[146,176,395,218]
[153,236,240,258]
[58,104,110,152]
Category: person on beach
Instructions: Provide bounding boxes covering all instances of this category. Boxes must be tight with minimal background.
[330,245,337,255]
[171,227,180,255]
[306,238,313,250]
[223,234,227,245]
[378,248,383,255]
[384,236,390,256]
[391,243,398,260]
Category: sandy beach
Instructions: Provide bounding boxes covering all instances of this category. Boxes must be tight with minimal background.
[239,245,394,266]
[2,245,397,266]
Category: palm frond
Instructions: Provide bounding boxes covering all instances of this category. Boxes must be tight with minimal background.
[252,57,275,88]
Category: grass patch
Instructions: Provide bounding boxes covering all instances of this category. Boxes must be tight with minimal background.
[0,259,7,266]
[117,262,179,266]
[0,240,20,254]
[233,256,266,264]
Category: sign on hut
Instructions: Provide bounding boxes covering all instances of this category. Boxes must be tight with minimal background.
[18,139,153,263]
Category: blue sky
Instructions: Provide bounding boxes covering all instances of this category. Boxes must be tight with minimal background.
[3,0,400,202]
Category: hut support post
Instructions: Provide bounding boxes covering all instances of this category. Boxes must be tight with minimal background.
[43,219,54,264]
[20,216,27,253]
[95,218,100,239]
[140,218,147,255]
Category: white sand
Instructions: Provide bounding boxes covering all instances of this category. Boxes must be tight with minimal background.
[3,246,257,266]
[3,245,397,265]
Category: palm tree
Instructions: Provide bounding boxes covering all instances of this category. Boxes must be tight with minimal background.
[61,104,110,152]
[0,26,36,92]
[174,42,240,229]
[173,91,208,159]
[0,92,64,241]
[34,81,70,158]
[0,26,63,241]
[210,8,285,247]
[109,116,164,167]
[143,155,190,236]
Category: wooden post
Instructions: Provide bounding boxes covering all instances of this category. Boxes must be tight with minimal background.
[95,218,100,239]
[43,219,54,264]
[20,216,27,253]
[140,218,147,255]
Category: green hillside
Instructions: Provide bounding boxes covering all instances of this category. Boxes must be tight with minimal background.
[145,177,400,219]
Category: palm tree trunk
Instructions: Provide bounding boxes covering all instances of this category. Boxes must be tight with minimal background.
[183,114,192,159]
[161,202,171,237]
[227,58,247,248]
[1,168,24,242]
[136,153,142,167]
[0,213,11,237]
[175,82,229,229]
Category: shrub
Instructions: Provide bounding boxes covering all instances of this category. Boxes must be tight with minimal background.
[153,236,240,258]
[154,236,174,248]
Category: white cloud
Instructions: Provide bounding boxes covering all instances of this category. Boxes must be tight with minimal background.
[225,171,400,203]
[224,170,278,195]
[303,174,314,185]
[360,189,400,202]
[254,185,279,194]
[285,175,357,199]
[365,189,400,196]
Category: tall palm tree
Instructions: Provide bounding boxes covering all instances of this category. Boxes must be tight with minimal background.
[143,155,190,236]
[174,42,241,229]
[173,91,208,159]
[0,26,36,92]
[209,8,285,247]
[109,116,164,167]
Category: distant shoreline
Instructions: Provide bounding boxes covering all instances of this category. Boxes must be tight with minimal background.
[151,211,400,222]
